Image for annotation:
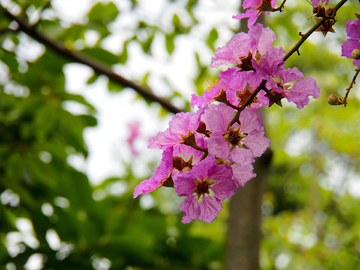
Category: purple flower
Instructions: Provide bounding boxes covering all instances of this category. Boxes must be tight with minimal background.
[265,67,321,109]
[342,19,360,68]
[233,0,277,28]
[175,156,236,223]
[133,147,174,198]
[126,121,141,156]
[191,68,240,108]
[204,103,270,162]
[310,0,329,6]
[211,24,276,69]
[231,162,256,187]
[148,107,206,150]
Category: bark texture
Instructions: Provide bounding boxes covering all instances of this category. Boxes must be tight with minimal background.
[224,7,270,270]
[225,148,272,270]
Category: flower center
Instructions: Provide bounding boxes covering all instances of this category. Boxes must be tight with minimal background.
[194,177,216,199]
[223,125,248,149]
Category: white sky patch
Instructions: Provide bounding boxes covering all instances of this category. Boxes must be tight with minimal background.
[347,173,360,198]
[51,0,94,24]
[284,129,313,157]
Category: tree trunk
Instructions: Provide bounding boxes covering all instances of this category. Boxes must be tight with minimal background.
[225,148,272,270]
[224,4,271,269]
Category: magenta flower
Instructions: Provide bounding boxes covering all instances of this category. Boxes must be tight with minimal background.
[265,67,321,109]
[126,121,141,156]
[174,156,236,223]
[310,0,329,6]
[133,147,174,198]
[148,107,206,150]
[204,103,270,163]
[211,24,276,69]
[229,70,268,108]
[191,68,240,108]
[341,19,360,68]
[233,0,277,28]
[231,162,256,187]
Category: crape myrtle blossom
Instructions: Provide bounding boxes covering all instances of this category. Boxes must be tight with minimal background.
[133,140,207,199]
[126,121,141,156]
[342,19,360,68]
[148,106,206,150]
[174,156,237,223]
[210,24,276,69]
[252,47,321,108]
[232,0,278,28]
[133,147,174,198]
[203,103,270,163]
[134,8,322,223]
[191,67,241,108]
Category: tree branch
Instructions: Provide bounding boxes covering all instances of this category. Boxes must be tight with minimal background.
[283,0,349,61]
[3,8,183,114]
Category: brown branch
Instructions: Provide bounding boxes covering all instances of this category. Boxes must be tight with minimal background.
[228,79,267,127]
[342,68,360,106]
[283,0,348,61]
[273,0,287,12]
[3,8,183,114]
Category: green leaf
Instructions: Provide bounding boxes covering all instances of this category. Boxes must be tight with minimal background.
[0,49,18,72]
[206,28,218,51]
[165,33,175,55]
[80,47,119,65]
[88,2,119,23]
[86,73,99,84]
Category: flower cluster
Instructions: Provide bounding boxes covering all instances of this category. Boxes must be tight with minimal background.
[133,22,321,223]
[342,18,360,68]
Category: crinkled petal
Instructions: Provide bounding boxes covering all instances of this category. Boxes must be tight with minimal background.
[249,24,277,55]
[175,173,197,197]
[346,19,360,40]
[133,148,173,198]
[232,162,256,187]
[198,196,223,223]
[180,195,200,223]
[242,129,271,157]
[239,107,264,133]
[205,103,237,135]
[208,134,231,160]
[341,39,359,58]
[285,77,321,109]
[210,166,237,201]
[149,111,202,149]
[229,147,255,165]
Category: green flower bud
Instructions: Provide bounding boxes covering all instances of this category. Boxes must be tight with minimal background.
[352,49,360,60]
[327,94,342,105]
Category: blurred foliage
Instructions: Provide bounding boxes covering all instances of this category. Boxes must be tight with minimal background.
[0,0,360,270]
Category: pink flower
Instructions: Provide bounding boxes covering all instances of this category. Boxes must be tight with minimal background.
[310,0,329,7]
[211,24,276,69]
[191,68,240,108]
[341,19,360,68]
[203,103,270,163]
[133,147,174,198]
[126,121,141,156]
[231,162,256,187]
[265,66,320,109]
[233,0,277,28]
[148,107,206,150]
[174,156,236,223]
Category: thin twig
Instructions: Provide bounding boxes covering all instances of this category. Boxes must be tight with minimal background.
[3,8,183,114]
[273,0,287,12]
[228,80,267,127]
[342,68,360,106]
[283,0,348,61]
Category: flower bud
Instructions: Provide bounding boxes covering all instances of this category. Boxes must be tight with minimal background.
[327,94,342,105]
[352,49,360,60]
